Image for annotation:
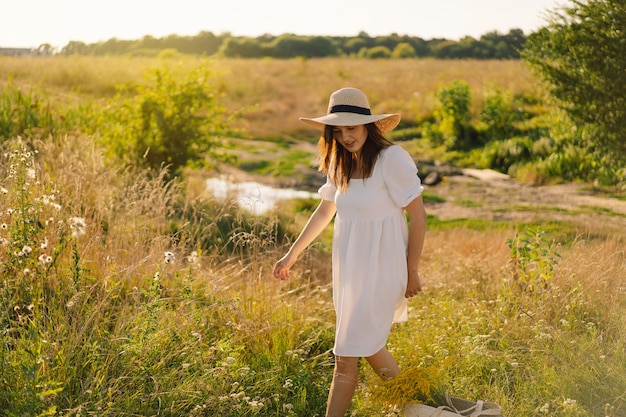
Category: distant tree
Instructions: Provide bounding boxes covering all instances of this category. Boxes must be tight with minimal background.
[36,44,55,56]
[138,35,161,50]
[375,34,402,50]
[193,31,222,56]
[406,37,430,57]
[94,38,136,55]
[343,37,368,55]
[266,35,339,58]
[218,37,263,58]
[522,0,626,178]
[360,46,392,59]
[503,29,526,55]
[432,39,472,59]
[61,41,89,55]
[307,36,341,57]
[391,42,417,59]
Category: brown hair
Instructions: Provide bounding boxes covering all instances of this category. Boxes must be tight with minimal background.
[317,123,393,191]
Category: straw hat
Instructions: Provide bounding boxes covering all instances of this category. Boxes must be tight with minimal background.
[299,87,401,133]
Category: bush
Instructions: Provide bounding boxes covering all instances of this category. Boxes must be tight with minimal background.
[100,66,231,177]
[479,84,524,141]
[432,80,479,150]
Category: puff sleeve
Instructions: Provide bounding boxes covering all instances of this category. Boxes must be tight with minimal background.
[318,176,337,202]
[381,145,424,208]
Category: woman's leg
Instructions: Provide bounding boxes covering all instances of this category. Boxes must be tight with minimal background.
[326,355,359,417]
[365,347,400,380]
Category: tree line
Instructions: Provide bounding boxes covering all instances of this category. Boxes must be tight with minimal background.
[58,29,527,59]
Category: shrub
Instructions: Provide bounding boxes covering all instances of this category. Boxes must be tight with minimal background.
[100,66,232,177]
[432,80,479,150]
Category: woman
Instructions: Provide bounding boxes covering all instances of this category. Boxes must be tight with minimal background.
[273,87,427,416]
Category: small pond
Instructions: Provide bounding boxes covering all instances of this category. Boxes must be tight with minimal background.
[206,176,319,215]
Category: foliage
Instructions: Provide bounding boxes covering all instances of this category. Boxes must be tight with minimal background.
[0,80,83,141]
[506,228,561,293]
[427,80,479,150]
[522,0,626,177]
[391,42,418,59]
[358,45,392,59]
[478,84,526,142]
[99,66,232,177]
[57,29,528,60]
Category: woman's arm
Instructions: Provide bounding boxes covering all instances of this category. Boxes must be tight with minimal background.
[273,199,337,280]
[404,195,427,297]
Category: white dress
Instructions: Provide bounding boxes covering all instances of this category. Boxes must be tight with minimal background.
[318,145,424,357]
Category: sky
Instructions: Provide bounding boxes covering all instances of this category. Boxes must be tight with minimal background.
[1,0,566,49]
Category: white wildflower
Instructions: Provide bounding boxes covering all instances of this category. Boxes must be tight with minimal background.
[69,217,86,237]
[248,399,263,408]
[38,254,52,264]
[563,398,577,408]
[0,187,7,194]
[164,251,175,264]
[186,250,199,264]
[1,223,7,230]
[22,245,33,255]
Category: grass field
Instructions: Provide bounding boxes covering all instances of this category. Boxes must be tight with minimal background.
[0,56,542,137]
[0,56,624,416]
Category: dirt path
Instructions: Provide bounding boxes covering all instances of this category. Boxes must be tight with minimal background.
[424,169,626,234]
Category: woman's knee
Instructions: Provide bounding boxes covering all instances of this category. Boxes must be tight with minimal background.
[365,349,400,380]
[333,356,359,380]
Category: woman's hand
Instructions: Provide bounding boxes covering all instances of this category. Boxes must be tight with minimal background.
[273,253,297,281]
[405,270,422,298]
[272,199,336,282]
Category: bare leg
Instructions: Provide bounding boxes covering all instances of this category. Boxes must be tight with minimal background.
[326,355,359,417]
[365,347,400,380]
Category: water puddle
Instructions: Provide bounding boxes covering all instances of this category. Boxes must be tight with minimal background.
[206,176,319,215]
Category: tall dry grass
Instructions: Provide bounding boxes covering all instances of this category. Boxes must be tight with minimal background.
[0,56,541,137]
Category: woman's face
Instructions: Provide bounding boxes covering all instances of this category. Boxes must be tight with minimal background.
[332,125,368,155]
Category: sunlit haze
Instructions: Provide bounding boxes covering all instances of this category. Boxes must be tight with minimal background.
[1,0,566,49]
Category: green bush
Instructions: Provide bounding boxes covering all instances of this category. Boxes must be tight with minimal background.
[432,80,479,150]
[99,66,231,177]
[479,85,524,141]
